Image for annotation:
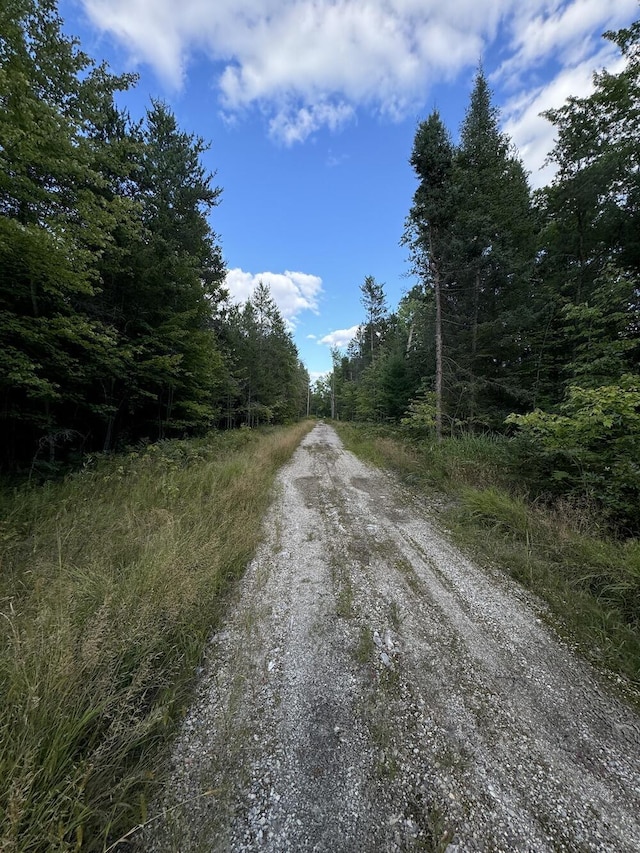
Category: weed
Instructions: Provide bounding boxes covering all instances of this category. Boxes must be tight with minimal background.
[418,801,455,853]
[354,626,375,664]
[395,556,422,593]
[388,600,402,630]
[0,421,312,852]
[335,577,354,618]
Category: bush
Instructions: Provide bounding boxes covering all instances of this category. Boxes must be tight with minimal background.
[507,375,640,533]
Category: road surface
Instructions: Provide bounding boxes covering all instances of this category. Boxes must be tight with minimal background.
[145,423,640,852]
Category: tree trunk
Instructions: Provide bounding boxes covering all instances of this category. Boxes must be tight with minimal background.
[470,268,480,429]
[435,265,443,443]
[429,227,443,443]
[406,322,414,355]
[331,373,336,419]
[370,316,375,364]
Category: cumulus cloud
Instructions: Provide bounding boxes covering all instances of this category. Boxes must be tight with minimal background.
[309,370,329,383]
[81,0,636,152]
[269,101,355,145]
[81,0,513,138]
[318,325,361,349]
[224,268,323,323]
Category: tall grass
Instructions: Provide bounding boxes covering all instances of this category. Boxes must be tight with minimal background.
[0,422,312,852]
[336,422,640,693]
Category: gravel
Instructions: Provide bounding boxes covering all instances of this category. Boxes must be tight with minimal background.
[142,422,640,852]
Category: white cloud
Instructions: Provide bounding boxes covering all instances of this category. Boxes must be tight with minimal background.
[82,0,520,139]
[224,268,323,323]
[502,46,627,189]
[306,334,317,340]
[82,0,637,155]
[496,0,637,85]
[318,325,361,348]
[327,150,349,168]
[269,101,355,145]
[309,370,329,383]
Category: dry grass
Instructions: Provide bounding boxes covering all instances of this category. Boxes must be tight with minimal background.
[0,422,312,852]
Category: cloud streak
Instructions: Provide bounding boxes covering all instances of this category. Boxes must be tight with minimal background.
[502,47,627,189]
[82,0,636,155]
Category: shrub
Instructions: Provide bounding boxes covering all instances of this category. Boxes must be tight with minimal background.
[507,375,640,533]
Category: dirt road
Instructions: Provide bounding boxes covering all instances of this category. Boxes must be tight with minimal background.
[146,423,640,852]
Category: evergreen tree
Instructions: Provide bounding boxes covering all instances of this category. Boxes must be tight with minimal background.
[449,69,535,428]
[222,282,306,426]
[404,76,535,434]
[405,110,454,438]
[359,275,387,366]
[0,0,136,470]
[123,101,226,440]
[537,20,640,398]
[0,2,230,467]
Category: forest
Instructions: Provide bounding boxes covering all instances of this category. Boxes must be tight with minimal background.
[1,1,638,534]
[0,0,309,477]
[314,23,640,536]
[1,3,639,849]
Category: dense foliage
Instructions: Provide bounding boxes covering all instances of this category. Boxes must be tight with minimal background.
[0,0,308,476]
[318,31,640,533]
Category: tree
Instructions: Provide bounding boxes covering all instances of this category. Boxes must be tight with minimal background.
[507,376,640,533]
[359,275,387,364]
[405,110,454,440]
[405,78,535,437]
[503,16,640,535]
[449,69,535,429]
[536,19,640,400]
[221,281,305,426]
[0,2,232,468]
[125,101,226,439]
[0,0,136,470]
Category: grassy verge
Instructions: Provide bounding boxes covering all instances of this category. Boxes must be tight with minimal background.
[335,422,640,695]
[0,421,312,852]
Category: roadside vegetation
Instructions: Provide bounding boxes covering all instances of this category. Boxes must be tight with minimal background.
[317,18,640,701]
[336,423,640,696]
[1,1,309,479]
[0,421,312,852]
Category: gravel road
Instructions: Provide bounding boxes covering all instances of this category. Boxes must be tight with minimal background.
[144,422,640,852]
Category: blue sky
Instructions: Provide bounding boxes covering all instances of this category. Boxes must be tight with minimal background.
[60,0,638,380]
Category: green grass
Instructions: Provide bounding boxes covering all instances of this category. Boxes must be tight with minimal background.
[335,422,640,694]
[454,487,640,683]
[0,421,313,852]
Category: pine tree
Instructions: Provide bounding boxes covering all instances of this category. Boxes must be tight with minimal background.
[223,282,305,426]
[405,110,454,439]
[449,69,535,428]
[0,0,135,470]
[359,275,387,365]
[110,101,226,440]
[537,20,640,397]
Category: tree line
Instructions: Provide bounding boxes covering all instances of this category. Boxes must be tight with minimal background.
[0,0,308,476]
[318,21,639,533]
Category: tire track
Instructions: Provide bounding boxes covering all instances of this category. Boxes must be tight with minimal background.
[144,423,640,852]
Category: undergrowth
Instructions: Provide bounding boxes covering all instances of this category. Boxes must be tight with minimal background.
[0,421,312,852]
[335,422,640,693]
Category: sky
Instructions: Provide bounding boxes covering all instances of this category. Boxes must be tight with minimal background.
[59,0,638,380]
